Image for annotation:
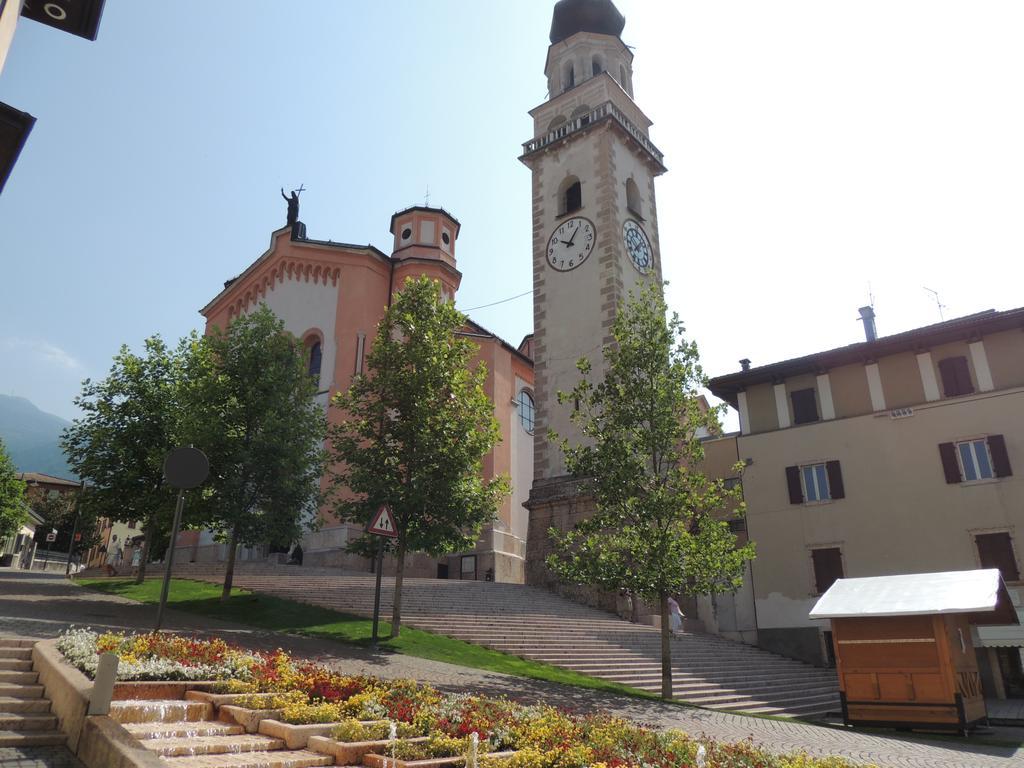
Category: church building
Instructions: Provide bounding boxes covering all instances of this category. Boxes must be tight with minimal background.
[176,0,665,589]
[176,206,535,583]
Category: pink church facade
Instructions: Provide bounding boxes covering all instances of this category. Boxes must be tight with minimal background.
[175,206,534,583]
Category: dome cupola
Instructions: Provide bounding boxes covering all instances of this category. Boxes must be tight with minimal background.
[549,0,625,44]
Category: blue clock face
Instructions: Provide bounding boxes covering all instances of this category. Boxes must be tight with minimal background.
[623,220,653,274]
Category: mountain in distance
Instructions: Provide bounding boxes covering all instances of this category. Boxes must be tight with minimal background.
[0,395,75,479]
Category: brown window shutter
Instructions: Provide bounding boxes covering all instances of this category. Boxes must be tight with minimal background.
[825,460,845,499]
[791,388,819,424]
[786,465,804,504]
[812,548,844,594]
[938,442,962,484]
[976,533,1020,582]
[988,434,1013,478]
[938,356,974,397]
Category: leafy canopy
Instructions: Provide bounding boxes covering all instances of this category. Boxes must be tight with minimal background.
[61,336,186,530]
[184,305,327,550]
[330,276,508,558]
[0,438,28,540]
[547,282,754,602]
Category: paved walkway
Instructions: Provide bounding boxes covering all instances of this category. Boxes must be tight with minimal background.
[1,569,1023,768]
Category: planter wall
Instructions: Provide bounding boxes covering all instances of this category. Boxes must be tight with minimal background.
[258,719,339,750]
[218,704,284,733]
[307,734,429,765]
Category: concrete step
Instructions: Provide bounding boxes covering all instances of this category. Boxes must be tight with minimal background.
[0,648,33,661]
[160,749,333,767]
[0,729,66,747]
[0,713,58,731]
[143,733,286,757]
[0,659,32,671]
[0,696,51,713]
[0,684,43,699]
[109,699,213,724]
[0,640,36,648]
[0,670,38,685]
[124,721,246,739]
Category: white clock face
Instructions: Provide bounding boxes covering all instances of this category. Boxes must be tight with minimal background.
[547,217,596,272]
[623,220,653,274]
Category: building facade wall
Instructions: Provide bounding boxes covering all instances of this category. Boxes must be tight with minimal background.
[721,322,1024,669]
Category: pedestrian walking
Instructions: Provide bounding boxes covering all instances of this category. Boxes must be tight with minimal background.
[667,595,684,633]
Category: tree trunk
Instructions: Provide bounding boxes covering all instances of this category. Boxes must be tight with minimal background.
[390,539,407,638]
[221,526,239,602]
[660,591,673,700]
[134,517,156,584]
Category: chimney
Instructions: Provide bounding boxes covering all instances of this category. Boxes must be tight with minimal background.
[739,358,751,372]
[858,306,877,342]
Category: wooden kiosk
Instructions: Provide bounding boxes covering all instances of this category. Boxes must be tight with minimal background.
[809,569,1018,734]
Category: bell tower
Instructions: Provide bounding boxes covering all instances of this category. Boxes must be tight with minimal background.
[523,0,667,588]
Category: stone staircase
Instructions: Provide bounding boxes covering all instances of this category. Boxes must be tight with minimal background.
[0,638,66,748]
[111,697,332,767]
[170,563,840,718]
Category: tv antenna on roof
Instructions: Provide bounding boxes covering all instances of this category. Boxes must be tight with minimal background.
[923,287,947,322]
[425,185,430,207]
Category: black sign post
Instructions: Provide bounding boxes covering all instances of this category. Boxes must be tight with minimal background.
[155,447,209,631]
[366,505,398,649]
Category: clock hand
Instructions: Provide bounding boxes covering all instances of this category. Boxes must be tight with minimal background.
[567,226,579,246]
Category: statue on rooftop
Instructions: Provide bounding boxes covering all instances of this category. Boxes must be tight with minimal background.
[280,185,304,227]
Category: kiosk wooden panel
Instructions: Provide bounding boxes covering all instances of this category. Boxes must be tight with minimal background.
[831,613,984,732]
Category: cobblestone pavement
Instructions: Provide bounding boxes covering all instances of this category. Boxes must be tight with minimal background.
[2,569,1023,768]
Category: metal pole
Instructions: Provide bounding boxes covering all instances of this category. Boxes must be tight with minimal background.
[155,489,186,631]
[371,537,384,649]
[65,482,85,578]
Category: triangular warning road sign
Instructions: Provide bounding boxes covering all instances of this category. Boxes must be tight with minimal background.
[367,505,398,538]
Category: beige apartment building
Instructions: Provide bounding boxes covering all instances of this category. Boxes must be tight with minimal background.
[709,306,1024,698]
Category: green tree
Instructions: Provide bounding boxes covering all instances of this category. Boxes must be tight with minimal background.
[329,276,509,637]
[0,439,28,542]
[547,282,755,699]
[185,306,327,601]
[61,337,187,583]
[28,488,100,561]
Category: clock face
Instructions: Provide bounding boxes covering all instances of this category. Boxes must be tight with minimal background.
[547,217,596,272]
[622,220,653,274]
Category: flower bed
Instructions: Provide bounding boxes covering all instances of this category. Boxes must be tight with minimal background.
[56,629,876,768]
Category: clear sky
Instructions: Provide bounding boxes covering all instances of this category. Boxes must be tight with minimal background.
[1,1,1022,427]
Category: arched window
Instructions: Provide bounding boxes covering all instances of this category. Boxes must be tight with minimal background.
[626,178,642,217]
[558,175,582,215]
[307,340,322,381]
[570,104,591,124]
[517,389,535,434]
[592,55,604,76]
[547,115,567,133]
[563,60,575,91]
[619,64,630,93]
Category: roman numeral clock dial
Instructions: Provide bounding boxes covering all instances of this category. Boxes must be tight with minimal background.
[546,217,595,272]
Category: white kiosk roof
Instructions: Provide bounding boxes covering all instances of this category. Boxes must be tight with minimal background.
[809,569,1016,623]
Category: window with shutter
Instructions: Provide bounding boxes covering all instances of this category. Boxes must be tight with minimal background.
[938,356,974,397]
[812,547,844,594]
[785,465,804,504]
[791,388,819,424]
[939,442,962,483]
[825,460,845,499]
[975,532,1020,582]
[988,434,1013,478]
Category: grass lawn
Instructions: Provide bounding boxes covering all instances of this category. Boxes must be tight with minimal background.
[76,577,667,703]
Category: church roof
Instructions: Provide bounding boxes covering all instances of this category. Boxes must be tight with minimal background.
[550,0,625,44]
